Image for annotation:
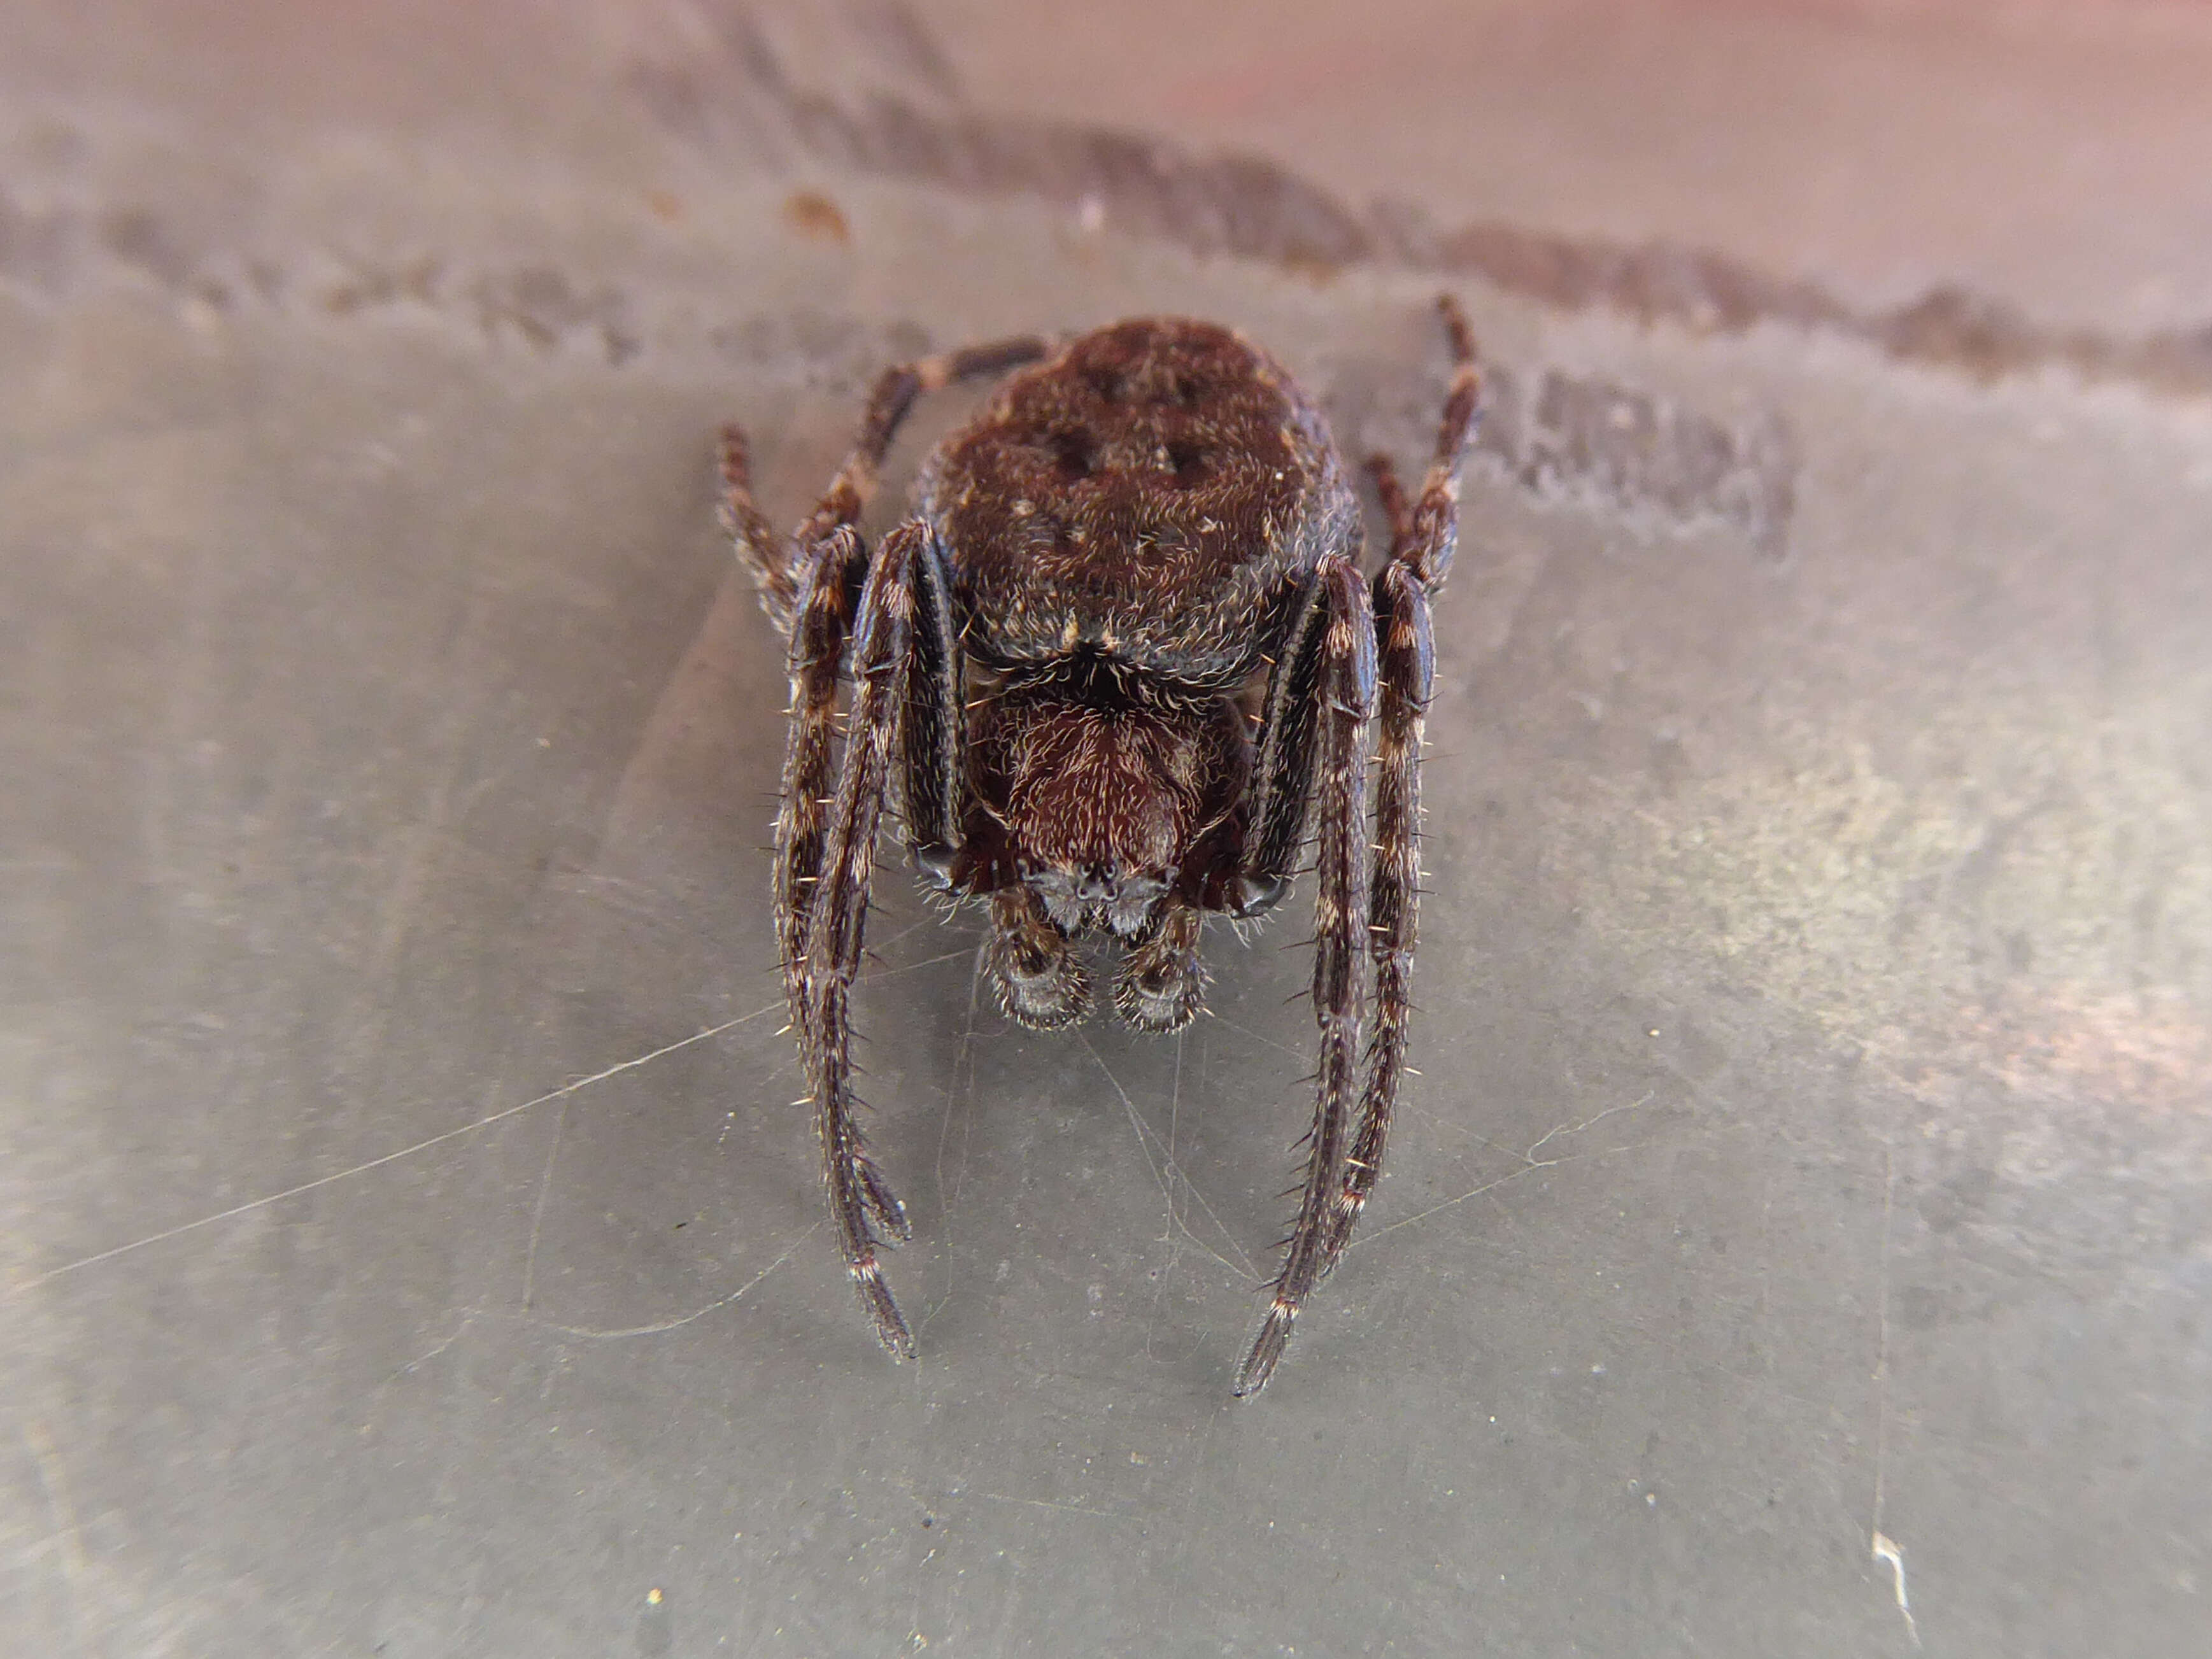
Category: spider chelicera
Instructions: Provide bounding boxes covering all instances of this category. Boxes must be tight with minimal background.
[718,297,1479,1395]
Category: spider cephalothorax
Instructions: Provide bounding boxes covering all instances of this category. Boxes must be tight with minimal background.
[720,300,1479,1395]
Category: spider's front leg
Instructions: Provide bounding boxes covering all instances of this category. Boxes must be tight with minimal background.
[1113,900,1206,1033]
[1234,297,1480,1395]
[1327,557,1433,1260]
[1330,295,1478,1253]
[984,886,1092,1029]
[775,525,868,1018]
[795,517,946,1360]
[737,332,1047,1360]
[1235,556,1377,1398]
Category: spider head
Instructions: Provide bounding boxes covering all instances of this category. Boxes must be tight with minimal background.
[1024,862,1171,938]
[977,654,1244,938]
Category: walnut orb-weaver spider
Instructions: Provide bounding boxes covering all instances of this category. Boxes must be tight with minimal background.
[719,297,1479,1395]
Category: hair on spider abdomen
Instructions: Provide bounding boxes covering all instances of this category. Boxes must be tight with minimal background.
[718,299,1481,1395]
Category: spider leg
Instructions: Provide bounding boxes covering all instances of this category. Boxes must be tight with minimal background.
[719,423,798,628]
[895,518,968,878]
[1326,560,1433,1260]
[721,335,1052,635]
[802,518,936,1357]
[1112,899,1207,1033]
[1325,299,1479,1255]
[1396,295,1482,591]
[1233,300,1480,1394]
[776,526,868,1021]
[984,885,1093,1029]
[1235,556,1376,1398]
[1365,451,1414,551]
[1231,579,1329,917]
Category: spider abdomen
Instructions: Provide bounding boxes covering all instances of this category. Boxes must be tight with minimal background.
[920,317,1359,682]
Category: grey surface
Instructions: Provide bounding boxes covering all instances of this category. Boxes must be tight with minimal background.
[4,3,2211,1655]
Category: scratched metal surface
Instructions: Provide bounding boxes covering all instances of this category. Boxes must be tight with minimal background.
[3,3,2210,1656]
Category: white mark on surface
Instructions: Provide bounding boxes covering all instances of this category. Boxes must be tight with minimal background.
[925,942,989,1336]
[933,956,986,1238]
[530,1225,818,1339]
[1869,1133,1921,1646]
[975,1491,1135,1523]
[1144,1028,1196,1359]
[385,1225,818,1356]
[1872,1531,1921,1648]
[1204,1013,1300,1061]
[393,1314,476,1380]
[520,1092,572,1311]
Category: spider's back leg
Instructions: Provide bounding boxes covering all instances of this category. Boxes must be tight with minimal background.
[1235,297,1480,1396]
[719,423,800,630]
[1377,295,1481,591]
[721,335,1052,635]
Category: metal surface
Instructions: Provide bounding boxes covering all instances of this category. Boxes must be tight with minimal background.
[4,3,2208,1654]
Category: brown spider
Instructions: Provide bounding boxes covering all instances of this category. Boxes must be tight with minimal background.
[719,298,1479,1395]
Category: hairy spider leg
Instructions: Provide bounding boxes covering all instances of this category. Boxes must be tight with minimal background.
[893,514,968,871]
[984,884,1092,1029]
[1235,556,1377,1398]
[776,526,868,1022]
[734,334,1054,1337]
[1237,297,1482,1395]
[1365,451,1414,552]
[1112,898,1207,1033]
[1327,563,1432,1263]
[716,423,794,624]
[1370,293,1481,590]
[1329,298,1480,1260]
[799,518,940,1359]
[1235,577,1333,905]
[720,337,1052,633]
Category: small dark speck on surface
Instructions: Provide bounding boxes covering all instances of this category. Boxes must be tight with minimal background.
[782,188,851,245]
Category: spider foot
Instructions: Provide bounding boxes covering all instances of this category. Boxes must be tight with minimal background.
[1112,901,1205,1031]
[1233,1299,1299,1399]
[853,1258,917,1362]
[985,904,1093,1029]
[993,959,1093,1029]
[716,422,752,491]
[1112,952,1204,1033]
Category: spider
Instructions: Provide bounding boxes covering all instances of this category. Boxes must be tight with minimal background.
[718,297,1479,1395]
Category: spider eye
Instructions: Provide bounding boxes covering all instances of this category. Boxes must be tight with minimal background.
[1049,428,1096,481]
